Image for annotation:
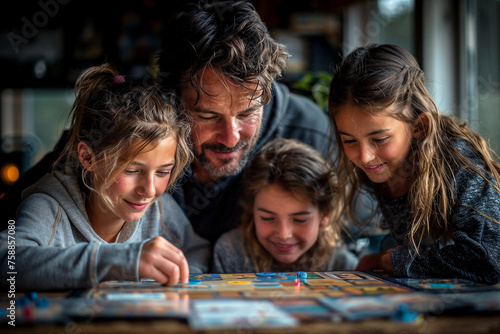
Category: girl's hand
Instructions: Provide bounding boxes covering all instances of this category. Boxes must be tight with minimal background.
[380,247,394,275]
[355,247,395,275]
[138,236,189,286]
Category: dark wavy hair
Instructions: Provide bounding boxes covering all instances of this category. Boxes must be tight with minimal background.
[328,44,500,252]
[157,0,289,105]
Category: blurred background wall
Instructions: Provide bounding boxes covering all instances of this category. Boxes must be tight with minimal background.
[0,0,499,197]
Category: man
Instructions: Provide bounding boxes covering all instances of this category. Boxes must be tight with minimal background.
[1,1,374,245]
[156,0,332,244]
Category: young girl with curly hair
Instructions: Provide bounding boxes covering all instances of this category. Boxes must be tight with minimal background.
[212,138,357,272]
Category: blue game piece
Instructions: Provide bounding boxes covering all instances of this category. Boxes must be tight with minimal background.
[391,304,422,323]
[34,297,50,309]
[25,291,38,301]
[297,272,307,279]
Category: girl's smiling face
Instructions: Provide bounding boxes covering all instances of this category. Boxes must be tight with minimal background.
[335,104,416,197]
[253,183,329,264]
[87,136,177,229]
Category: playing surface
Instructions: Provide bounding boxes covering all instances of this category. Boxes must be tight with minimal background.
[86,271,413,300]
[4,271,500,328]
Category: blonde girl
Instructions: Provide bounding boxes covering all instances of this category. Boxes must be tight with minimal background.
[0,64,209,290]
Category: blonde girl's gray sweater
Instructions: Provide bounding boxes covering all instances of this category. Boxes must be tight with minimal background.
[0,170,210,291]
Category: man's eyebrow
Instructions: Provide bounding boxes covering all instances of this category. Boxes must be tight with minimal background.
[191,108,218,114]
[338,128,391,137]
[192,104,262,114]
[240,104,263,113]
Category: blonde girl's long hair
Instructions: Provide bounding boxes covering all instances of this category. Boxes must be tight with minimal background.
[240,138,343,272]
[55,63,192,212]
[328,44,500,252]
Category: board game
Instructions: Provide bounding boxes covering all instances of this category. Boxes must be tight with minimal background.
[85,271,413,300]
[3,271,500,329]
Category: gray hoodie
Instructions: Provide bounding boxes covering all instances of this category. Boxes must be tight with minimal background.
[212,228,359,273]
[0,170,210,291]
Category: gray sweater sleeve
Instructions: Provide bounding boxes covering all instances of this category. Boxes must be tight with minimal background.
[158,194,210,274]
[0,194,142,290]
[391,160,500,284]
[211,236,228,273]
[212,229,254,273]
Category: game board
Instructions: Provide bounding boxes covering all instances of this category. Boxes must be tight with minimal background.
[74,271,414,328]
[84,271,413,300]
[3,271,500,329]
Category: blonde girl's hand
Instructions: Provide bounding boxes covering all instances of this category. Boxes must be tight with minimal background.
[138,236,189,286]
[355,247,395,275]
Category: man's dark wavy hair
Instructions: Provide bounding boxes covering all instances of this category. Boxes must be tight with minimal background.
[157,0,289,105]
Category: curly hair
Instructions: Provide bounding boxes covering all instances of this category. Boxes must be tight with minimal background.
[57,63,193,213]
[157,0,289,106]
[239,138,343,272]
[328,44,500,252]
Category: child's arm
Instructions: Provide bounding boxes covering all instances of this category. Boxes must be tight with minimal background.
[159,193,211,273]
[1,194,146,290]
[391,167,500,284]
[0,237,145,291]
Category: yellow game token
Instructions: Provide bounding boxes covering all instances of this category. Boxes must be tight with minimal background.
[227,281,251,285]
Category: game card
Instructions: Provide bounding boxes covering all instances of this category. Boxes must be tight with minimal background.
[189,299,298,329]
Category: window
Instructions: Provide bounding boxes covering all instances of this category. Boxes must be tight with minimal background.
[343,0,415,55]
[468,0,500,154]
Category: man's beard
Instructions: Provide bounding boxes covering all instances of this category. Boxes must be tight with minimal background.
[193,116,262,181]
[194,140,254,180]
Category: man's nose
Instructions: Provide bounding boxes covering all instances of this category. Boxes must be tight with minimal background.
[216,118,240,148]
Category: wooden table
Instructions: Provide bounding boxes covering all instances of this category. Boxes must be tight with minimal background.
[3,271,500,334]
[3,313,500,334]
